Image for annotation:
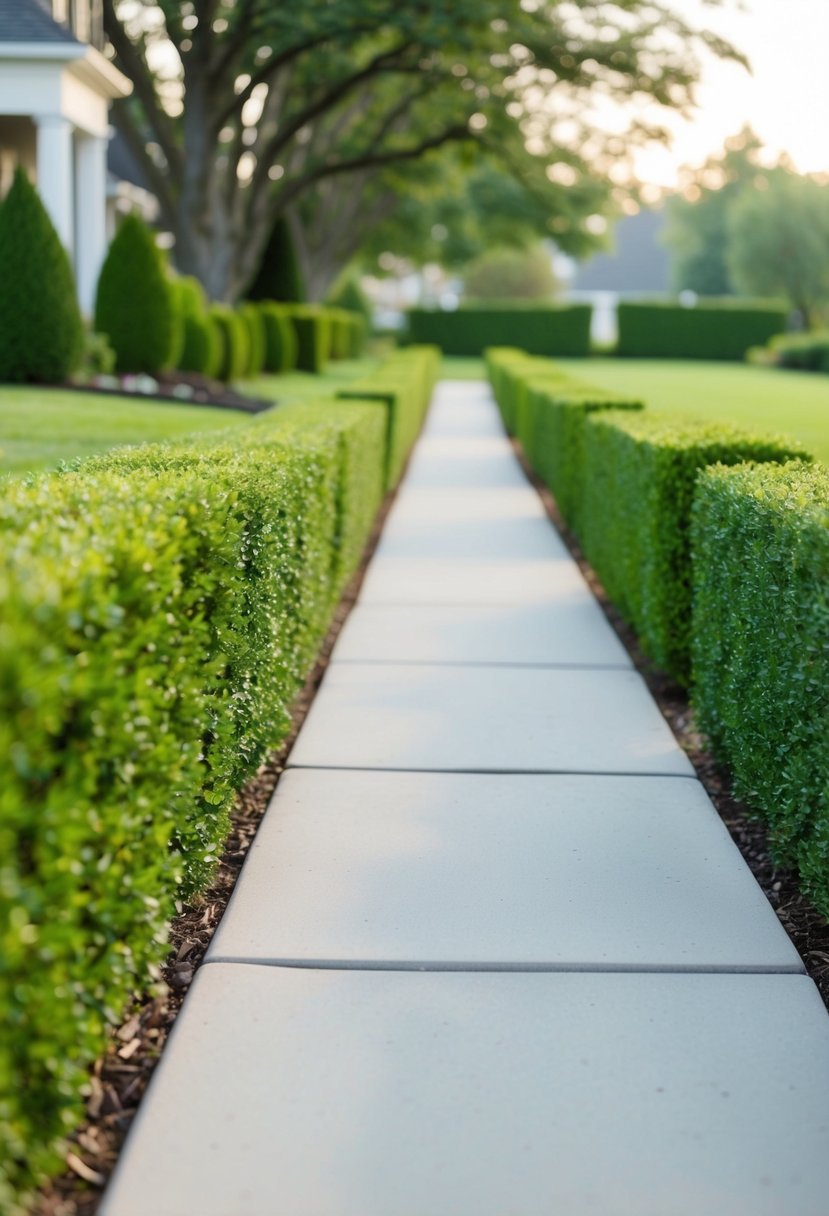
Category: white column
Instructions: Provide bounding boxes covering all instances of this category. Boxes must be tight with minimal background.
[35,115,74,255]
[74,132,109,316]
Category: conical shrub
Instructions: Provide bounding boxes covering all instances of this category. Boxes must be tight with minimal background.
[246,216,306,302]
[94,215,175,374]
[0,167,84,382]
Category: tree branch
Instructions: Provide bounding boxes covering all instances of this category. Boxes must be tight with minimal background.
[109,101,177,222]
[103,0,182,173]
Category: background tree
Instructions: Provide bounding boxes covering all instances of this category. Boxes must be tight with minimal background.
[726,172,829,326]
[462,245,559,301]
[104,0,740,302]
[662,126,769,295]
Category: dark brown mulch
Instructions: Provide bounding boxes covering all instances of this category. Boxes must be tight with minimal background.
[34,424,829,1213]
[63,371,273,413]
[511,441,829,1011]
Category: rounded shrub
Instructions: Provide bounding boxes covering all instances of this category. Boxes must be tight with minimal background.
[209,305,250,381]
[260,301,298,372]
[0,167,84,382]
[94,215,176,374]
[239,302,266,376]
[174,276,222,375]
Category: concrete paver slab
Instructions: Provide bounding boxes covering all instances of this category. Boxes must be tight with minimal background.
[332,601,630,666]
[100,966,829,1216]
[359,555,588,604]
[207,770,802,971]
[288,663,694,776]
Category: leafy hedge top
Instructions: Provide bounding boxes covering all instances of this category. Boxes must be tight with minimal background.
[0,168,83,383]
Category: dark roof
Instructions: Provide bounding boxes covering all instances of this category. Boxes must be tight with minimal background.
[571,208,670,293]
[0,0,80,45]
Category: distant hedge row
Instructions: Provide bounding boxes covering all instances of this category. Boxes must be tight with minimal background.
[0,348,436,1210]
[338,345,441,487]
[750,329,829,373]
[407,304,592,357]
[488,346,829,920]
[616,300,789,361]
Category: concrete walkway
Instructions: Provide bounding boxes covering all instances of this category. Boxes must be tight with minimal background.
[102,382,829,1216]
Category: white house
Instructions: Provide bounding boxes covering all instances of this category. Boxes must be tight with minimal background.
[0,0,132,313]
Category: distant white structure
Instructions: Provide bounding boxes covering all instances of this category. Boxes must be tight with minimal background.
[0,0,132,313]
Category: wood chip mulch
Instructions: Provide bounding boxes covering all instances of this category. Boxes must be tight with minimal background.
[33,425,829,1214]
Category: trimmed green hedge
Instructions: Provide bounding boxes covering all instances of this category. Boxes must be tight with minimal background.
[174,277,222,376]
[0,399,391,1210]
[580,413,807,681]
[209,305,250,382]
[338,345,440,488]
[285,305,331,373]
[485,348,643,530]
[238,303,267,377]
[691,462,829,909]
[409,305,593,357]
[259,302,298,373]
[616,300,789,360]
[758,330,829,373]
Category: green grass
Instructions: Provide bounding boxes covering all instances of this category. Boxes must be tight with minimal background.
[440,356,486,380]
[557,359,829,464]
[244,356,381,404]
[0,387,248,475]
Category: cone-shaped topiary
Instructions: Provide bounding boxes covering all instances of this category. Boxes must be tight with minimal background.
[327,272,372,326]
[246,216,306,302]
[94,215,175,374]
[0,168,84,383]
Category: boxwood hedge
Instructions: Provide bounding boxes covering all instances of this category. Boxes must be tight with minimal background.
[409,304,593,356]
[580,412,807,682]
[338,345,440,488]
[616,300,789,360]
[691,461,829,908]
[0,397,392,1210]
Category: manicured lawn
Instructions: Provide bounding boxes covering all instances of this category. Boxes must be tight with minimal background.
[440,356,486,380]
[558,359,829,464]
[244,356,380,403]
[0,387,248,475]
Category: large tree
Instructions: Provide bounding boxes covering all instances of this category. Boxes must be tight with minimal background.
[105,0,740,301]
[661,126,769,295]
[726,172,829,326]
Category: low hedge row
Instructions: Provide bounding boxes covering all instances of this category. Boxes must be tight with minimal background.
[580,413,806,681]
[488,344,828,920]
[750,330,829,373]
[486,347,809,682]
[408,304,593,357]
[486,347,644,530]
[616,300,789,360]
[0,395,392,1210]
[338,345,441,488]
[692,462,829,912]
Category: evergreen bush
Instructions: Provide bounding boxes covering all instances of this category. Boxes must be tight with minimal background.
[246,216,306,302]
[259,302,298,372]
[239,302,266,376]
[174,277,221,376]
[94,215,176,374]
[0,168,83,383]
[209,305,250,381]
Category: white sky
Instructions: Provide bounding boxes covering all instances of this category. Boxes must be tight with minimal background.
[631,0,829,185]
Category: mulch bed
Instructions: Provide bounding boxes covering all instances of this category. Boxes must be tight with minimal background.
[33,424,829,1214]
[63,371,274,413]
